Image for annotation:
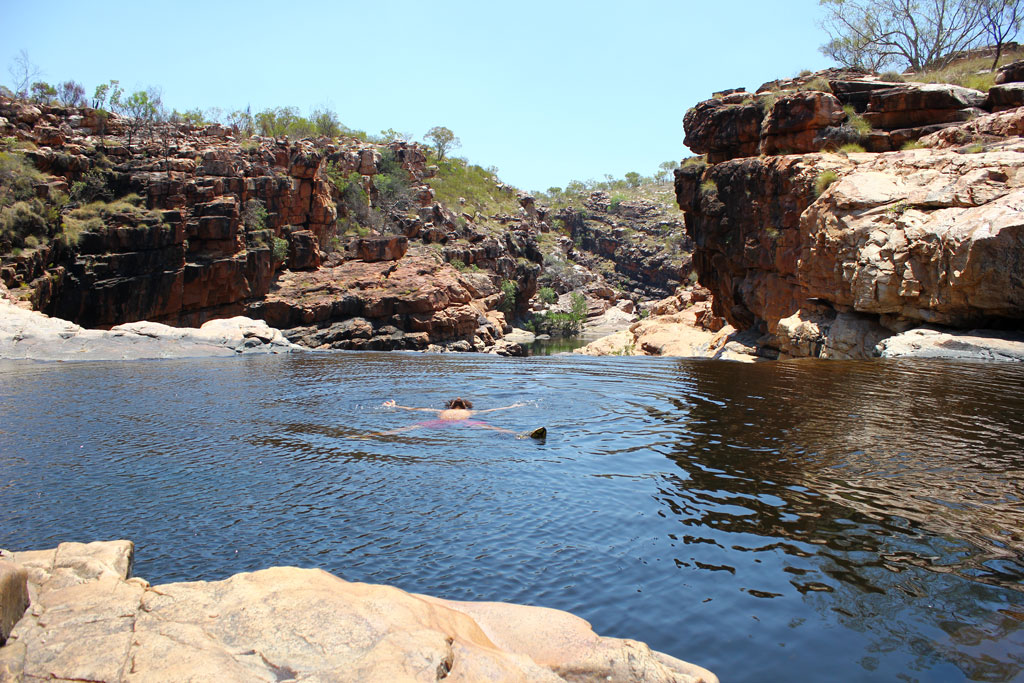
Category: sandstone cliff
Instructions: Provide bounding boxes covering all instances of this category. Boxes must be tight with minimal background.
[674,62,1024,359]
[0,541,716,682]
[0,97,546,352]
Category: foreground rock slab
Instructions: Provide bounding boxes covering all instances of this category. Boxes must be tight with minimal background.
[0,288,301,362]
[0,541,716,683]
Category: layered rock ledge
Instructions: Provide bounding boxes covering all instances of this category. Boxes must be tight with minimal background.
[0,285,300,361]
[0,541,716,683]
[675,73,1024,360]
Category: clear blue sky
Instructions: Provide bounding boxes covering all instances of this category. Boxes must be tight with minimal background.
[5,0,833,192]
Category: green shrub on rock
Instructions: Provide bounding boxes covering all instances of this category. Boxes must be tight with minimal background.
[815,170,840,196]
[272,237,289,263]
[0,199,49,248]
[499,279,518,313]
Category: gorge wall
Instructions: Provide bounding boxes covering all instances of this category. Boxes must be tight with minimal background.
[675,64,1024,359]
[0,97,546,352]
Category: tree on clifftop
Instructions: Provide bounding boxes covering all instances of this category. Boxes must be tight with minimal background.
[114,88,161,150]
[7,50,41,98]
[425,126,460,161]
[819,0,989,71]
[980,0,1024,68]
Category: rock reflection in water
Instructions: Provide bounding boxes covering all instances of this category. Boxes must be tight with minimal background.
[648,359,1024,680]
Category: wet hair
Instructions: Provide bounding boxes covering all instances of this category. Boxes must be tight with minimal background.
[445,397,473,410]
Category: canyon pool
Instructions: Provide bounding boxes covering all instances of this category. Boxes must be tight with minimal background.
[1,353,1022,682]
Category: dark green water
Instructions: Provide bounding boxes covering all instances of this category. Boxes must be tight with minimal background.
[1,353,1022,681]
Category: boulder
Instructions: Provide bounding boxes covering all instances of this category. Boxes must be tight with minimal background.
[683,98,764,163]
[0,541,717,683]
[878,327,1024,360]
[985,83,1024,111]
[862,83,987,129]
[760,91,846,155]
[827,78,903,112]
[995,58,1024,84]
[287,229,321,270]
[919,107,1024,146]
[349,235,408,262]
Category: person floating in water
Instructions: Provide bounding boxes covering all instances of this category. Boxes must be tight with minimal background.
[380,397,546,439]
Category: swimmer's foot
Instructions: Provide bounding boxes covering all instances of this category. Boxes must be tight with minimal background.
[517,427,547,440]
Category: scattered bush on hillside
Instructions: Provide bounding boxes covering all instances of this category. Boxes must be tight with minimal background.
[0,150,64,250]
[427,157,519,219]
[537,287,557,305]
[838,143,867,153]
[372,149,417,218]
[69,169,115,205]
[843,105,873,137]
[914,56,999,91]
[0,150,44,206]
[797,76,833,92]
[528,292,589,337]
[61,194,157,245]
[1,199,49,248]
[56,80,86,107]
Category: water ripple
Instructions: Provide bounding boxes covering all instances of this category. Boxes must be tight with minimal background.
[1,354,1023,681]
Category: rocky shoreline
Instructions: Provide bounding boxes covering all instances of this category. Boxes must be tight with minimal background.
[0,540,716,682]
[0,284,301,361]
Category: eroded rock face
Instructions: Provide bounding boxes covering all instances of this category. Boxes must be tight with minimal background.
[675,116,1024,358]
[684,98,765,163]
[256,246,506,351]
[0,96,550,351]
[0,541,717,683]
[681,70,1006,161]
[551,191,692,298]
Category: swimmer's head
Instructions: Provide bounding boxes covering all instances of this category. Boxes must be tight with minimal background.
[445,397,473,410]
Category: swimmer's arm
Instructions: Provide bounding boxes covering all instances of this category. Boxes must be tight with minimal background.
[475,402,527,413]
[382,400,440,413]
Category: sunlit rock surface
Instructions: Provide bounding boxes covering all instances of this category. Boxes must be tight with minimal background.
[0,285,300,361]
[0,541,716,683]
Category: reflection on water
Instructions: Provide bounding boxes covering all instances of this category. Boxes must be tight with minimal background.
[526,336,589,355]
[1,354,1022,682]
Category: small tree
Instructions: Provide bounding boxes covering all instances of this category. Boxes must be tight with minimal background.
[7,50,41,98]
[29,82,57,105]
[624,171,642,188]
[425,125,460,161]
[115,88,161,150]
[228,107,255,137]
[91,80,122,110]
[657,160,679,184]
[379,128,413,142]
[56,80,86,107]
[819,0,986,71]
[310,107,341,138]
[980,0,1024,68]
